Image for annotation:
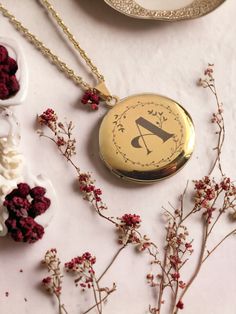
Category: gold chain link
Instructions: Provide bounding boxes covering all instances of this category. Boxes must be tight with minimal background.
[0,0,105,91]
[41,0,105,83]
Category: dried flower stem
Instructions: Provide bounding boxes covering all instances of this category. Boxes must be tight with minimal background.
[97,244,127,283]
[199,65,225,176]
[82,284,117,314]
[153,184,190,313]
[173,223,208,314]
[92,280,101,314]
[41,134,80,173]
[157,228,171,313]
[56,295,68,314]
[202,228,236,263]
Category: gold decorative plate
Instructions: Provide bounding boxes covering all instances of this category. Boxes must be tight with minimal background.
[99,94,195,183]
[104,0,226,21]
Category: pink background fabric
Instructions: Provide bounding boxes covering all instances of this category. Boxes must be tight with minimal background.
[1,1,235,313]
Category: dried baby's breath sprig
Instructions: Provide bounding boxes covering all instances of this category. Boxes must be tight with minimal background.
[42,249,117,314]
[65,252,116,314]
[42,249,68,314]
[173,176,236,314]
[198,64,225,176]
[37,110,157,249]
[37,109,109,217]
[147,193,193,314]
[116,214,154,252]
[38,111,157,313]
[148,65,236,314]
[38,109,76,163]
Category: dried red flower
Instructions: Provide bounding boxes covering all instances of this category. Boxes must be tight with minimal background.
[7,75,20,94]
[42,276,52,285]
[171,272,180,281]
[38,108,57,125]
[176,300,184,310]
[169,255,181,269]
[17,217,44,243]
[56,136,66,147]
[65,252,96,271]
[42,249,64,300]
[121,214,141,228]
[204,67,214,76]
[30,186,46,198]
[5,218,17,230]
[179,281,186,289]
[78,172,107,210]
[7,57,18,75]
[17,183,30,198]
[4,183,51,243]
[0,64,9,72]
[81,90,101,111]
[0,45,20,99]
[11,229,24,242]
[0,45,8,63]
[0,71,9,84]
[185,242,192,249]
[0,82,9,99]
[30,197,51,217]
[91,103,99,111]
[220,177,231,191]
[65,252,96,289]
[4,196,30,218]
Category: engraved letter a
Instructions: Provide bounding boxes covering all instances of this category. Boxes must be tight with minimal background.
[131,117,174,155]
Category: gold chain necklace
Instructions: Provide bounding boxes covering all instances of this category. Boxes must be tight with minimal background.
[0,0,195,184]
[0,1,108,95]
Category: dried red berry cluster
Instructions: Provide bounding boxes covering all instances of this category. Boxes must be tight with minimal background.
[4,183,51,243]
[78,173,104,204]
[42,277,52,286]
[65,252,96,289]
[194,176,236,223]
[120,214,141,228]
[117,214,152,250]
[0,45,20,100]
[65,252,96,271]
[81,90,100,110]
[38,108,57,124]
[176,300,184,310]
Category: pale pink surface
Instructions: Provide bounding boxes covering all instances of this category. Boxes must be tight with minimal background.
[0,1,235,314]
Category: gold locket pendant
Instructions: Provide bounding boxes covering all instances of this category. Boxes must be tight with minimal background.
[99,93,195,183]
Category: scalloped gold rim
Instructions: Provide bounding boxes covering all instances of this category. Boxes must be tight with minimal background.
[104,0,226,21]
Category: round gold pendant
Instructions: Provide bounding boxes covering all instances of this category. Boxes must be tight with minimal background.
[99,94,195,183]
